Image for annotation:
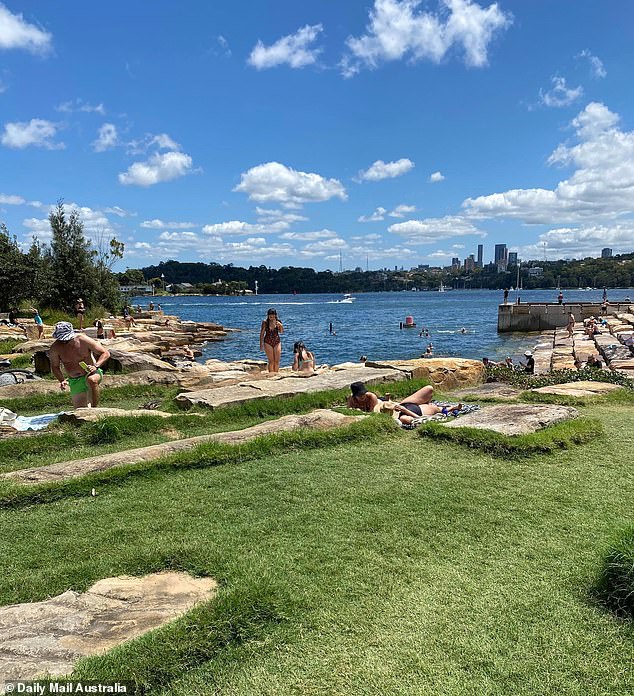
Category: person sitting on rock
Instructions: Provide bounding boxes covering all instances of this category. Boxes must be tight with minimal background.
[292,341,316,374]
[587,355,603,369]
[520,350,535,374]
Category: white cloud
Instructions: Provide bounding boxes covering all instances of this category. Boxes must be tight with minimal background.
[279,229,338,241]
[389,204,417,217]
[1,119,63,149]
[134,241,152,250]
[22,202,118,245]
[429,171,445,183]
[234,162,347,206]
[202,219,288,236]
[303,237,348,252]
[126,132,181,155]
[93,123,119,152]
[217,35,231,57]
[248,24,323,70]
[104,206,136,217]
[577,49,606,79]
[119,151,194,187]
[141,219,196,230]
[357,158,414,181]
[133,229,296,261]
[57,99,105,115]
[0,3,52,54]
[0,193,25,205]
[342,0,511,77]
[519,223,634,260]
[389,215,486,243]
[350,233,382,242]
[359,203,416,221]
[463,102,634,224]
[358,207,387,222]
[255,207,308,224]
[539,76,583,108]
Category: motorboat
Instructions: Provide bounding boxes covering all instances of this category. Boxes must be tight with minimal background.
[339,293,355,303]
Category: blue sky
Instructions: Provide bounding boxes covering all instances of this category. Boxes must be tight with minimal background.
[1,0,633,271]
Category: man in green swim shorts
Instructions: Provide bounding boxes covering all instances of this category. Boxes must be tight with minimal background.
[49,322,110,408]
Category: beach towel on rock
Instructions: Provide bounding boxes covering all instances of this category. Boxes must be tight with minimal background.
[394,402,480,430]
[11,413,60,431]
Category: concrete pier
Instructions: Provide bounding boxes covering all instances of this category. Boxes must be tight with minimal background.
[497,302,633,332]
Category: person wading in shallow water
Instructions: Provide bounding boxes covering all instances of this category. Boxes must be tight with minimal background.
[259,308,284,373]
[49,322,110,407]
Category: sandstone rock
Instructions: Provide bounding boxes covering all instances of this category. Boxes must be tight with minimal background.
[5,409,364,483]
[105,349,178,373]
[531,381,623,397]
[450,382,522,400]
[58,407,176,423]
[364,358,484,390]
[0,572,217,682]
[441,403,578,435]
[175,367,406,409]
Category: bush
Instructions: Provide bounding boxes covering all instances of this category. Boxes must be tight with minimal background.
[594,526,634,619]
[418,417,602,458]
[485,365,634,391]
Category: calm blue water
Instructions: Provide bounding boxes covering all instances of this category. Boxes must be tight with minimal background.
[132,289,632,366]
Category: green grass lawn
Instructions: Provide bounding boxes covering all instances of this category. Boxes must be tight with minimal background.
[0,399,632,695]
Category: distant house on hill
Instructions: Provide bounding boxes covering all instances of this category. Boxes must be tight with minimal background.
[119,283,153,295]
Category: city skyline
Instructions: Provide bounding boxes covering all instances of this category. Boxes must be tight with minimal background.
[1,1,634,271]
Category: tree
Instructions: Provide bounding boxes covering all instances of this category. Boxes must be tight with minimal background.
[0,224,35,310]
[93,232,125,308]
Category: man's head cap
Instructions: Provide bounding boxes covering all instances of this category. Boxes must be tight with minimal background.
[52,321,76,342]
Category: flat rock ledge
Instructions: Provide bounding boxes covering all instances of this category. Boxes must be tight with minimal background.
[449,382,523,401]
[530,381,623,398]
[365,358,484,391]
[0,572,217,683]
[59,407,176,423]
[441,404,579,436]
[175,366,407,410]
[4,409,364,484]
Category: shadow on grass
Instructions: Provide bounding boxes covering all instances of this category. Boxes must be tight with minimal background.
[592,525,634,621]
[417,417,603,458]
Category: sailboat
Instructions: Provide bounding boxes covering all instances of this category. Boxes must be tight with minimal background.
[438,280,446,292]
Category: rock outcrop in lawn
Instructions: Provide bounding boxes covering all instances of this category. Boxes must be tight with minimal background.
[175,366,408,410]
[0,572,217,682]
[442,403,579,435]
[4,410,365,483]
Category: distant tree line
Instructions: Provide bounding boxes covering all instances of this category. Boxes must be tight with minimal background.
[128,253,634,295]
[0,202,123,312]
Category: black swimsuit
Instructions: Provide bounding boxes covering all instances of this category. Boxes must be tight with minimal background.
[400,402,423,416]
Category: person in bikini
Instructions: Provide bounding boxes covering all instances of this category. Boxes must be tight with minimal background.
[292,341,315,374]
[347,382,461,425]
[49,321,110,408]
[259,308,284,373]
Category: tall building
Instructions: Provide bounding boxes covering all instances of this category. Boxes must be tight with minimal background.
[601,247,613,258]
[494,244,508,271]
[451,257,460,269]
[508,251,518,266]
[464,254,475,272]
[477,244,483,268]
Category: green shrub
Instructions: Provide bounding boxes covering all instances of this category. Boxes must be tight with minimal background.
[485,366,634,391]
[418,417,602,458]
[594,526,634,619]
[0,338,23,355]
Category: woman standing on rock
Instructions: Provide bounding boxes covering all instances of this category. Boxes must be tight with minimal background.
[260,308,284,373]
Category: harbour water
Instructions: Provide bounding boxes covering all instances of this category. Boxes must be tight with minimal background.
[132,288,632,367]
